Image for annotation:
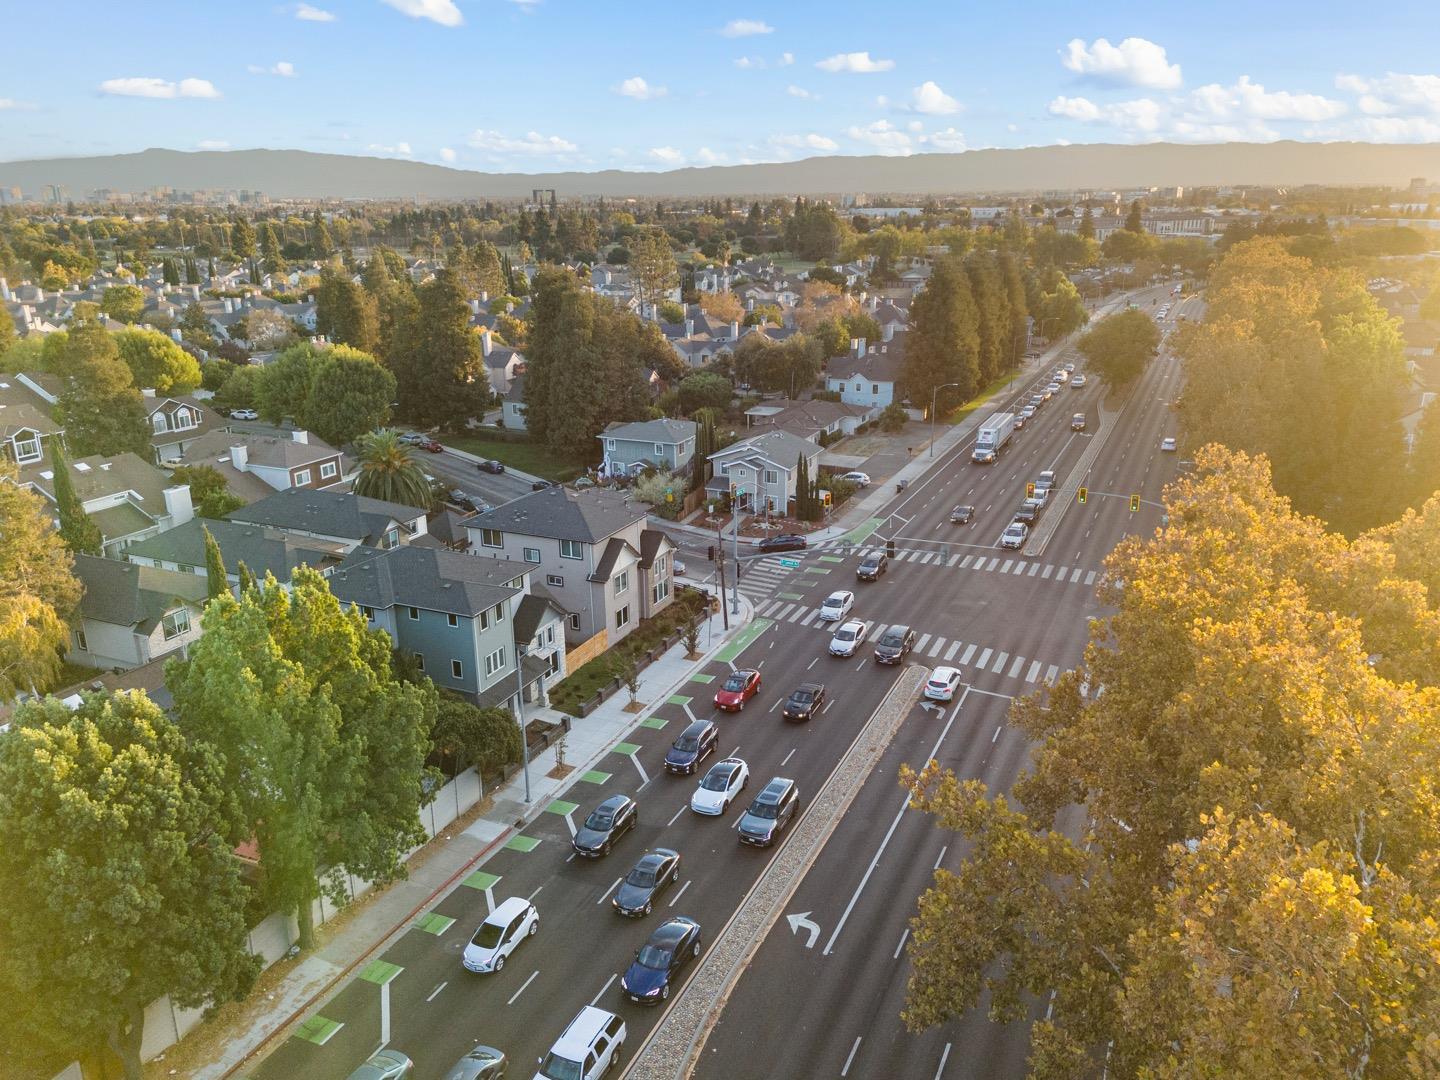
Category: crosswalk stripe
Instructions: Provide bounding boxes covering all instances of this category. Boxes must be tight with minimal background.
[991,650,1008,673]
[1083,570,1097,585]
[1000,559,1014,574]
[957,555,971,568]
[1011,561,1026,574]
[1007,654,1025,678]
[960,644,977,664]
[927,636,946,657]
[977,647,993,668]
[774,602,795,621]
[868,622,888,642]
[756,600,777,616]
[944,641,961,661]
[947,554,961,567]
[1028,562,1040,576]
[1069,567,1083,583]
[1042,565,1054,579]
[1025,660,1042,683]
[800,609,820,627]
[985,557,999,571]
[1044,664,1059,684]
[1056,566,1069,579]
[915,633,933,654]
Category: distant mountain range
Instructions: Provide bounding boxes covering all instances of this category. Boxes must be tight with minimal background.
[2,143,1439,200]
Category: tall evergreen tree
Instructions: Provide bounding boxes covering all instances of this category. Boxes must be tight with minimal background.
[1079,205,1096,240]
[260,223,286,276]
[1125,199,1145,233]
[230,218,256,260]
[203,525,228,600]
[50,439,102,556]
[389,270,486,431]
[316,267,380,354]
[236,560,258,595]
[902,258,982,413]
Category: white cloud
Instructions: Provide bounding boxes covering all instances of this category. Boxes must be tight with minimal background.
[197,139,230,150]
[249,61,297,77]
[786,85,818,100]
[99,77,220,99]
[846,119,913,155]
[616,76,667,100]
[1060,37,1181,90]
[734,57,761,69]
[769,132,840,152]
[648,146,685,164]
[1186,76,1344,121]
[294,3,335,21]
[0,98,37,110]
[696,147,727,163]
[1336,73,1440,117]
[381,0,463,27]
[439,146,457,162]
[908,80,960,115]
[780,52,794,66]
[1048,94,1162,132]
[719,19,773,37]
[465,129,578,155]
[920,127,967,152]
[368,141,414,156]
[816,51,894,74]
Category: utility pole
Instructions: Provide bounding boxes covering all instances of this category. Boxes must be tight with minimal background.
[715,522,729,631]
[730,491,742,616]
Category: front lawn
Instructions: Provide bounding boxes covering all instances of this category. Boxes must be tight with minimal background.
[943,368,1027,425]
[446,432,589,481]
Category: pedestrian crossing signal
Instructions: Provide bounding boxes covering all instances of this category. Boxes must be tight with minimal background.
[1129,493,1141,512]
[1077,487,1087,505]
[1026,482,1036,499]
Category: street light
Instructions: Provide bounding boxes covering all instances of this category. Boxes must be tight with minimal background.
[929,382,963,458]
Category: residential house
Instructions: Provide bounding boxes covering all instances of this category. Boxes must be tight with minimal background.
[27,452,195,557]
[502,374,529,432]
[172,427,351,502]
[478,328,525,397]
[705,429,824,514]
[0,374,63,468]
[513,588,569,696]
[68,555,207,671]
[146,393,223,463]
[597,418,697,476]
[463,485,676,648]
[227,487,428,550]
[743,399,875,442]
[825,334,907,410]
[123,517,352,585]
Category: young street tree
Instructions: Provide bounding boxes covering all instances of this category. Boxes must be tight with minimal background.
[168,567,438,950]
[1076,308,1162,386]
[0,692,260,1080]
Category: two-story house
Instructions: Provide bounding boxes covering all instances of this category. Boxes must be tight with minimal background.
[27,452,195,556]
[174,428,351,503]
[123,517,352,585]
[463,486,676,648]
[146,393,222,464]
[825,334,907,410]
[705,429,824,514]
[68,554,207,672]
[597,418,697,477]
[478,328,525,397]
[502,374,529,432]
[0,374,63,469]
[227,488,429,550]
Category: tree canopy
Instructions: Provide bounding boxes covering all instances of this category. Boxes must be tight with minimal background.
[114,327,202,394]
[389,269,487,431]
[1077,308,1161,386]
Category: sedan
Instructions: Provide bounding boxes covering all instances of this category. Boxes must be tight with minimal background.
[713,669,761,712]
[1029,393,1046,409]
[1013,499,1043,525]
[419,439,444,453]
[229,408,258,421]
[757,534,807,554]
[856,552,887,581]
[874,624,916,665]
[622,917,702,1004]
[1072,413,1086,431]
[613,849,681,917]
[818,589,855,622]
[838,471,871,488]
[1054,369,1070,383]
[950,505,975,525]
[572,794,637,857]
[828,619,870,657]
[782,682,825,722]
[1019,405,1037,420]
[398,432,427,445]
[664,719,718,775]
[1045,382,1061,396]
[1035,470,1057,493]
[477,459,506,474]
[1063,362,1076,373]
[1161,436,1177,452]
[1000,522,1029,550]
[1071,374,1087,388]
[449,490,479,512]
[441,1045,507,1080]
[347,1050,413,1080]
[924,667,963,702]
[690,758,749,815]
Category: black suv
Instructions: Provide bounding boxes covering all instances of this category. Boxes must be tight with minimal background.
[757,534,807,554]
[477,459,506,474]
[856,553,888,581]
[664,719,718,775]
[874,625,917,665]
[572,794,637,857]
[782,683,826,722]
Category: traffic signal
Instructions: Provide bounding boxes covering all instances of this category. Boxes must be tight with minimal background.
[886,539,896,558]
[1129,493,1141,512]
[707,545,716,561]
[1026,481,1036,499]
[1077,486,1087,505]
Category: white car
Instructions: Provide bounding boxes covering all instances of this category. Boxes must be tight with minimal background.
[1035,470,1056,493]
[828,619,870,657]
[1161,437,1177,452]
[1020,405,1037,420]
[672,558,688,577]
[1028,484,1049,506]
[1000,522,1029,550]
[818,590,855,622]
[1062,362,1075,373]
[1045,382,1061,395]
[462,896,538,973]
[1071,374,1087,388]
[924,667,962,702]
[1054,370,1069,383]
[838,471,871,488]
[691,758,749,815]
[230,408,258,421]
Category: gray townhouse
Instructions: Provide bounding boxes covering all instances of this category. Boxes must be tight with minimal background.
[706,429,824,514]
[123,518,353,585]
[597,418,696,477]
[463,485,676,648]
[0,373,63,469]
[227,488,429,550]
[68,554,207,672]
[27,452,195,557]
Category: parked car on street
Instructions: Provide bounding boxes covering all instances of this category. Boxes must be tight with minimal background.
[440,1045,506,1080]
[477,459,506,474]
[838,471,871,488]
[230,408,258,421]
[347,1050,413,1080]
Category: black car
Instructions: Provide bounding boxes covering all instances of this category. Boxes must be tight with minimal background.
[572,794,637,857]
[477,459,506,474]
[874,625,917,665]
[1013,500,1042,524]
[950,505,975,525]
[531,479,555,491]
[757,534,807,554]
[664,719,718,775]
[856,552,888,581]
[782,683,826,722]
[613,848,681,917]
[738,777,800,848]
[621,917,702,1004]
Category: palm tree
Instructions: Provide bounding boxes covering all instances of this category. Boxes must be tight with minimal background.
[353,430,433,509]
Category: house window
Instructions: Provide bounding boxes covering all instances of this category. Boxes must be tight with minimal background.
[653,578,670,604]
[408,606,419,621]
[294,468,312,486]
[175,407,196,430]
[451,659,464,679]
[764,470,779,485]
[74,628,88,652]
[547,574,564,587]
[543,625,555,646]
[320,461,338,480]
[854,383,863,393]
[480,609,489,631]
[493,602,505,623]
[654,443,665,456]
[14,434,41,463]
[655,554,667,575]
[523,547,541,563]
[614,571,629,596]
[607,439,616,451]
[481,529,503,548]
[559,539,582,560]
[872,384,880,395]
[152,412,168,433]
[615,605,630,630]
[447,612,459,628]
[161,608,191,640]
[384,527,399,549]
[568,613,581,631]
[363,606,374,622]
[484,647,506,677]
[414,654,425,672]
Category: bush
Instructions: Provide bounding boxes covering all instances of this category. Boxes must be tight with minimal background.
[606,247,630,265]
[812,389,842,402]
[879,403,909,432]
[634,470,683,519]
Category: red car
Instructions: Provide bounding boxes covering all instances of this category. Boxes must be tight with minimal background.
[714,669,761,712]
[419,440,443,453]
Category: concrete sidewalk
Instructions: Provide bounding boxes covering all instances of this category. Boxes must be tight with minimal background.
[199,596,754,1080]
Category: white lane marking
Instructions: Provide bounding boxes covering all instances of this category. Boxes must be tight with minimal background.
[959,555,973,568]
[960,644,977,665]
[893,928,910,959]
[800,609,820,627]
[1070,567,1084,583]
[855,658,867,672]
[1028,562,1040,576]
[935,1043,952,1080]
[775,603,796,622]
[1025,660,1042,683]
[991,651,1008,674]
[1011,562,1026,575]
[947,554,961,567]
[1083,570,1097,586]
[769,698,782,713]
[507,970,539,1006]
[630,753,649,787]
[780,747,797,767]
[993,724,1002,743]
[597,878,623,904]
[927,636,946,657]
[1045,664,1060,684]
[1042,565,1054,579]
[807,657,818,670]
[933,845,947,870]
[977,647,993,669]
[590,973,617,1006]
[841,1037,863,1076]
[1056,565,1069,580]
[822,699,835,713]
[868,623,888,642]
[915,633,933,654]
[528,884,545,901]
[666,804,687,827]
[1000,559,1014,574]
[426,981,448,1003]
[985,557,999,571]
[944,641,961,661]
[668,879,692,907]
[1007,655,1025,679]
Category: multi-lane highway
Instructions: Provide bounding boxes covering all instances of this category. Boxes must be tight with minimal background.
[246,284,1196,1080]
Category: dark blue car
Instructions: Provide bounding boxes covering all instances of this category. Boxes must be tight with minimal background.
[621,916,702,1003]
[663,719,717,775]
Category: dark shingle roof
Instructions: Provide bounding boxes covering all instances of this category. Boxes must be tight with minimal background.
[588,536,636,583]
[74,554,208,632]
[464,485,645,544]
[227,488,421,546]
[638,528,671,570]
[124,519,351,581]
[328,545,524,617]
[513,590,565,643]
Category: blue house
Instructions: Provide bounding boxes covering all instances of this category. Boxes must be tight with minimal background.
[598,418,697,477]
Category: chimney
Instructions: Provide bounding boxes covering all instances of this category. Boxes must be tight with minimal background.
[469,299,480,315]
[730,320,740,341]
[230,444,249,472]
[291,429,309,445]
[190,284,200,299]
[162,483,195,527]
[141,387,156,398]
[170,328,183,343]
[480,327,493,357]
[223,297,234,314]
[685,319,694,338]
[867,295,879,312]
[855,337,866,357]
[745,297,754,311]
[479,290,489,303]
[882,322,895,342]
[0,277,9,301]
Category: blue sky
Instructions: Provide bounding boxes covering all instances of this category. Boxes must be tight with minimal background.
[3,0,1438,171]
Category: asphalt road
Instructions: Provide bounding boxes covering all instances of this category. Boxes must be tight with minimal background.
[416,446,536,510]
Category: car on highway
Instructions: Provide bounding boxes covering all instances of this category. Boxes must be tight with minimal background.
[1045,382,1061,396]
[538,1007,625,1080]
[838,471,871,488]
[477,459,506,474]
[613,849,681,916]
[1161,436,1178,452]
[440,1044,507,1080]
[1035,470,1057,494]
[229,408,258,421]
[690,757,750,815]
[828,619,869,657]
[1072,413,1086,431]
[462,896,538,973]
[782,682,826,722]
[757,534,807,554]
[622,916,702,1004]
[1012,413,1026,431]
[347,1050,413,1080]
[713,668,761,712]
[874,624,917,665]
[1054,369,1070,383]
[1029,393,1045,410]
[1063,362,1076,373]
[950,505,975,525]
[856,552,888,580]
[818,589,855,622]
[664,719,718,775]
[1000,522,1029,549]
[571,794,637,857]
[925,667,963,701]
[1013,499,1043,525]
[1019,404,1037,420]
[1071,373,1087,388]
[738,777,800,847]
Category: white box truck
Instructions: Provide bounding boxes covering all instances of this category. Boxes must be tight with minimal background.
[972,412,1016,464]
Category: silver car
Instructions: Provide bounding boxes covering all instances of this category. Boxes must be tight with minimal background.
[1000,522,1028,550]
[441,1045,506,1080]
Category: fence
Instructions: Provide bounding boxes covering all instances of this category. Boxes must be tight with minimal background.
[565,628,609,671]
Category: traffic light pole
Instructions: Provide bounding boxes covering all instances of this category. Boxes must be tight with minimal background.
[714,522,729,632]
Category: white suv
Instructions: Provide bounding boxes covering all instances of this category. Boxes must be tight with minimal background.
[535,1007,626,1080]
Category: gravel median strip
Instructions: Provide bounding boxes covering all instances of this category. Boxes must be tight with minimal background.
[622,664,930,1080]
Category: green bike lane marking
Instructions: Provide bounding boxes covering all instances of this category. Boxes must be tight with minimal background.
[715,617,772,662]
[666,694,692,707]
[413,911,455,936]
[803,567,831,575]
[840,517,884,545]
[358,959,402,986]
[462,870,501,892]
[818,555,844,564]
[640,716,668,729]
[688,673,715,684]
[778,591,805,601]
[292,1014,343,1045]
[578,769,612,785]
[505,835,542,853]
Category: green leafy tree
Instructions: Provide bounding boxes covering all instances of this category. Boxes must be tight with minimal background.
[353,429,433,508]
[204,524,228,599]
[100,284,145,324]
[1034,271,1088,339]
[168,567,437,950]
[430,696,522,776]
[1077,308,1162,386]
[389,269,487,431]
[306,347,397,447]
[201,357,237,392]
[0,304,16,355]
[315,265,381,355]
[1102,228,1160,264]
[630,228,679,305]
[51,321,151,458]
[878,402,908,432]
[677,371,733,414]
[50,439,102,556]
[0,691,260,1080]
[260,222,287,276]
[903,257,981,412]
[1,332,44,374]
[179,301,218,351]
[113,327,202,393]
[254,341,323,426]
[1078,205,1096,240]
[170,464,245,519]
[1124,199,1144,233]
[214,364,263,413]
